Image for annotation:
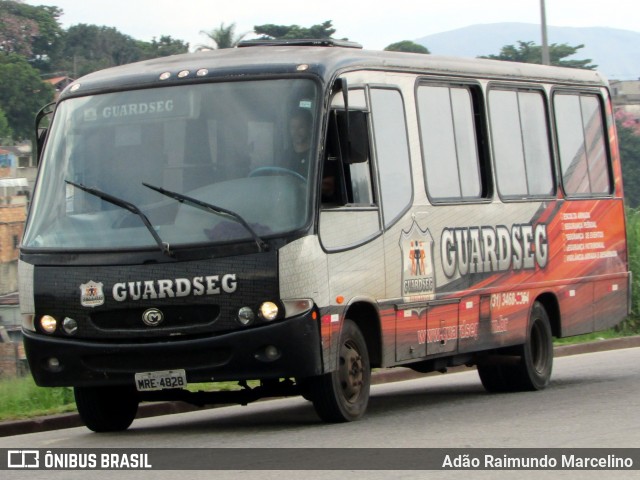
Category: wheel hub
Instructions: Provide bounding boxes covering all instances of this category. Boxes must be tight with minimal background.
[339,340,364,402]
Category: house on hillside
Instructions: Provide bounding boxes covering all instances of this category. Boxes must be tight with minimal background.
[0,148,28,295]
[611,80,640,120]
[0,144,36,192]
[43,76,74,100]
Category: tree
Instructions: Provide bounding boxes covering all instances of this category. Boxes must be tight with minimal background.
[197,22,247,50]
[384,41,430,54]
[254,20,337,40]
[0,107,12,142]
[0,0,64,72]
[138,36,189,59]
[54,24,143,77]
[0,1,39,57]
[0,54,53,140]
[480,40,596,69]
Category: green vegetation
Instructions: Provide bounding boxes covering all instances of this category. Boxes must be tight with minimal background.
[479,40,596,69]
[0,376,261,421]
[197,22,247,50]
[622,208,640,333]
[0,376,75,421]
[254,20,336,40]
[384,41,430,54]
[553,329,625,346]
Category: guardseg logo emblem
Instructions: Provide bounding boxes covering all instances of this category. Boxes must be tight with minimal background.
[142,308,164,327]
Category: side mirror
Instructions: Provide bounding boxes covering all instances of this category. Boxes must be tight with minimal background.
[34,102,55,165]
[336,109,369,164]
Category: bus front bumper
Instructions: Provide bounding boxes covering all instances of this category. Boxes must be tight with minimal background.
[23,313,323,388]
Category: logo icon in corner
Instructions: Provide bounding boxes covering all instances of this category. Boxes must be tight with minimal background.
[142,308,164,327]
[7,450,39,469]
[79,280,105,308]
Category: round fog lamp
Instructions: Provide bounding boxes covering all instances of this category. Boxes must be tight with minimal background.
[265,345,280,360]
[40,315,57,334]
[47,357,60,370]
[259,302,279,321]
[237,307,255,326]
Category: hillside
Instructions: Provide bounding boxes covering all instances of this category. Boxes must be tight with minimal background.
[416,23,640,80]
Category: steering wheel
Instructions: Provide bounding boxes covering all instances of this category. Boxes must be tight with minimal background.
[248,166,305,182]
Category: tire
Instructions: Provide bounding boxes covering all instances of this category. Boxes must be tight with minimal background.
[74,385,139,432]
[477,359,513,393]
[478,301,553,393]
[306,319,371,422]
[520,302,554,390]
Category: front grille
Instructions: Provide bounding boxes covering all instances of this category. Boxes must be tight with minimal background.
[90,305,220,331]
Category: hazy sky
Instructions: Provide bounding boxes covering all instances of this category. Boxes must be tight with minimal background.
[25,0,640,50]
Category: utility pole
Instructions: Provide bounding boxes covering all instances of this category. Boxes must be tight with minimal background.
[540,0,550,65]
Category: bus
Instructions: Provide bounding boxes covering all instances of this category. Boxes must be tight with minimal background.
[20,39,630,432]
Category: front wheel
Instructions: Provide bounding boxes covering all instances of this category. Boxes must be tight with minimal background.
[305,319,371,422]
[74,385,139,432]
[477,301,553,392]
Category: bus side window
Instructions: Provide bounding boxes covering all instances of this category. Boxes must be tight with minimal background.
[417,83,487,202]
[369,88,412,227]
[554,92,612,196]
[489,88,555,199]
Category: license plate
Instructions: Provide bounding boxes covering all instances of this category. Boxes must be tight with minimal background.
[134,369,187,391]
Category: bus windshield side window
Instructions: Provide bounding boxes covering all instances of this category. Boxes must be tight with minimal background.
[323,107,374,206]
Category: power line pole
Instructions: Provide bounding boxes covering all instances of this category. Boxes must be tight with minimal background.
[540,0,550,65]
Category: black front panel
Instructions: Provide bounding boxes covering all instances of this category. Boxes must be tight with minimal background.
[33,252,277,339]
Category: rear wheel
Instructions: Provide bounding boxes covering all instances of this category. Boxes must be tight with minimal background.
[306,319,371,422]
[74,385,139,432]
[478,301,553,392]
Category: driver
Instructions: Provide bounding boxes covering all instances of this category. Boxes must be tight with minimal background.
[286,109,312,177]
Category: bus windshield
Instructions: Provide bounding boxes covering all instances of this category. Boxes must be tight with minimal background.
[23,79,319,251]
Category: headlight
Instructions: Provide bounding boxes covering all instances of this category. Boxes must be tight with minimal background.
[40,315,57,334]
[259,302,279,321]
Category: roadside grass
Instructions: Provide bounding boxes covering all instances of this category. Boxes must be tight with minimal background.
[0,377,260,421]
[553,328,627,346]
[0,376,75,421]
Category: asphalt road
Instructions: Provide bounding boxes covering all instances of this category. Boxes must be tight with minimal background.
[2,344,639,479]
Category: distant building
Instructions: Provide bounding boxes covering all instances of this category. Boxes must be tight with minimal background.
[1,143,37,192]
[0,148,28,296]
[611,80,640,119]
[0,147,30,376]
[0,292,27,377]
[43,75,74,100]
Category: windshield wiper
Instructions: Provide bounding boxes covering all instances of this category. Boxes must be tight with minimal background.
[142,182,268,252]
[65,180,173,257]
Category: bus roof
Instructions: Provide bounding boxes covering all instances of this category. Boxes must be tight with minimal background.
[60,43,609,100]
